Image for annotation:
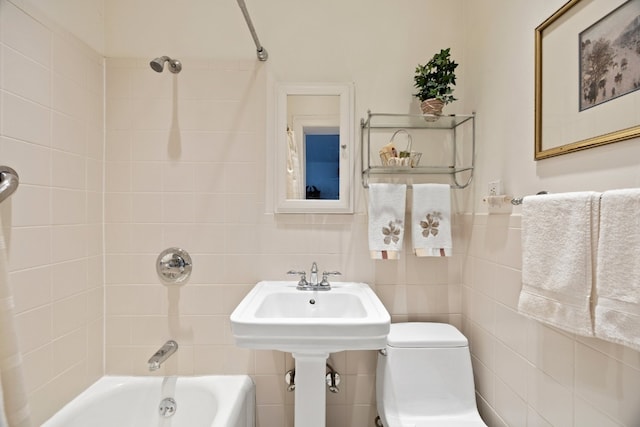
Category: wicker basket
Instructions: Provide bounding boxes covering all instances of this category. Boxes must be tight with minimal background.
[379,129,422,167]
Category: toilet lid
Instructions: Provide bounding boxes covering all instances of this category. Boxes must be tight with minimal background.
[387,322,468,348]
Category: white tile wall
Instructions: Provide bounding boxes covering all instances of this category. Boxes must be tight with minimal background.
[101,58,464,426]
[0,1,104,424]
[464,213,640,427]
[6,1,640,426]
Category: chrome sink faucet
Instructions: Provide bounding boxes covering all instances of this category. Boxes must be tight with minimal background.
[148,340,178,371]
[309,262,319,286]
[288,262,341,291]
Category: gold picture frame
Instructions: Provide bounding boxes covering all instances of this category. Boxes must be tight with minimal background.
[535,0,640,160]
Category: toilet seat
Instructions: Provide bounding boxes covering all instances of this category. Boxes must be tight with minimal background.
[387,322,468,348]
[386,414,486,427]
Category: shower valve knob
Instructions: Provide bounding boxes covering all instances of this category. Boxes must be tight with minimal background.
[156,248,192,285]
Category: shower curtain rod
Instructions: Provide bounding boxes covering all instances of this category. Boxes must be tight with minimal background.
[236,0,268,61]
[0,166,19,204]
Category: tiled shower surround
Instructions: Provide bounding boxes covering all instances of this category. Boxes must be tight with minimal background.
[1,0,640,426]
[0,0,104,421]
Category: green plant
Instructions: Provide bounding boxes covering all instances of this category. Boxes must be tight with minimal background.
[413,48,459,104]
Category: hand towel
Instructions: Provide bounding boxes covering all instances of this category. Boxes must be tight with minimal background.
[594,188,640,351]
[411,183,452,257]
[518,191,600,336]
[368,184,407,259]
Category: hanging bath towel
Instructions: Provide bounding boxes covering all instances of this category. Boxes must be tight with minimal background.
[518,191,600,337]
[411,184,452,257]
[368,184,407,259]
[594,188,640,351]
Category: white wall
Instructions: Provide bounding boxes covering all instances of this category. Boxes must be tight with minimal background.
[1,0,469,425]
[11,0,105,54]
[103,0,467,114]
[465,0,640,209]
[0,0,104,423]
[101,2,468,426]
[4,0,640,425]
[463,1,640,426]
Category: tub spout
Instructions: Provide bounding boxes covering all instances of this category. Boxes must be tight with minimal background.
[148,340,178,371]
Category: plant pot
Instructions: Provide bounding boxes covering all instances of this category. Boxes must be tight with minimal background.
[420,99,444,120]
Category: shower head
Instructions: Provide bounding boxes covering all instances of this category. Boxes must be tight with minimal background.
[150,56,169,72]
[150,56,182,73]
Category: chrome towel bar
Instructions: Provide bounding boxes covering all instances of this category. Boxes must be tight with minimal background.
[511,191,548,205]
[0,166,19,204]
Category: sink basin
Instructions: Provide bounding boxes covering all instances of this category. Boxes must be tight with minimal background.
[230,281,390,353]
[254,292,367,318]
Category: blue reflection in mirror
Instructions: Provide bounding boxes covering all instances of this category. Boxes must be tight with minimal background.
[305,134,339,200]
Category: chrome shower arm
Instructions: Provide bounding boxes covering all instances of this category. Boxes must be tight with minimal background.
[236,0,268,61]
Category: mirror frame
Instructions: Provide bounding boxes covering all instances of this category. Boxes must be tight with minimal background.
[274,83,355,214]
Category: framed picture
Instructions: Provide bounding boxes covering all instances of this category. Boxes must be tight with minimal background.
[535,0,640,160]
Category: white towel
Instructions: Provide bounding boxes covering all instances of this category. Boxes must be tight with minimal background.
[594,188,640,351]
[411,184,452,257]
[286,129,303,199]
[518,191,600,336]
[368,184,406,259]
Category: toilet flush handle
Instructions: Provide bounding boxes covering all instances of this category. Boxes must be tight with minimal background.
[378,348,387,356]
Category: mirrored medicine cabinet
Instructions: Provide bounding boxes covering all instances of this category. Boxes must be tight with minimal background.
[274,83,355,214]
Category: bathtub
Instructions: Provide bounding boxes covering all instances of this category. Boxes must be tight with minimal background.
[42,375,255,427]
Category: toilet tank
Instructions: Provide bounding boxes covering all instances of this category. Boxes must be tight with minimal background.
[376,323,479,420]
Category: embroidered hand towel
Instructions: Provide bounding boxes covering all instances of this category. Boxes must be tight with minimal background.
[518,191,600,336]
[368,183,407,259]
[594,188,640,351]
[411,183,452,257]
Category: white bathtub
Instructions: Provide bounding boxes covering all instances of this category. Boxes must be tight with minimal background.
[42,375,255,427]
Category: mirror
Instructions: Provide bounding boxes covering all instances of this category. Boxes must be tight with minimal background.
[275,83,354,213]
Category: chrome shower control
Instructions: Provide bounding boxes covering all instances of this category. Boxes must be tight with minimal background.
[157,248,192,285]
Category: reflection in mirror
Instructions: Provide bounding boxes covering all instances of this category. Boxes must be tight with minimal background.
[275,83,354,213]
[304,131,339,200]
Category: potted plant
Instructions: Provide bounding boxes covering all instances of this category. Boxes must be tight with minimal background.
[413,48,459,117]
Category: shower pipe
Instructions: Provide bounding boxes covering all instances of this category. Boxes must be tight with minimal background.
[0,166,19,204]
[236,0,268,61]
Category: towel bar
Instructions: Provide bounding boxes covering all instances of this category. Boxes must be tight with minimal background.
[0,166,19,204]
[511,191,548,205]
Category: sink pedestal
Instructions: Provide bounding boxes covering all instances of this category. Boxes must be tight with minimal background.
[230,281,391,427]
[292,352,329,427]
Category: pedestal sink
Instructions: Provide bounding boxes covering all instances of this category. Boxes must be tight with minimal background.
[230,281,390,427]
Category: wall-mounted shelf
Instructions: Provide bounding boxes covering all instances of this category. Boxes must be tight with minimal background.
[361,111,475,189]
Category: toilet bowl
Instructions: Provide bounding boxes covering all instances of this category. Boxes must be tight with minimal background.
[376,322,487,427]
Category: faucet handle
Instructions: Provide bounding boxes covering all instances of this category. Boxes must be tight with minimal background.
[287,270,309,289]
[287,270,306,278]
[319,271,341,287]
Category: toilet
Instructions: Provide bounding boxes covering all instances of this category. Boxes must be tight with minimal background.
[376,322,487,427]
